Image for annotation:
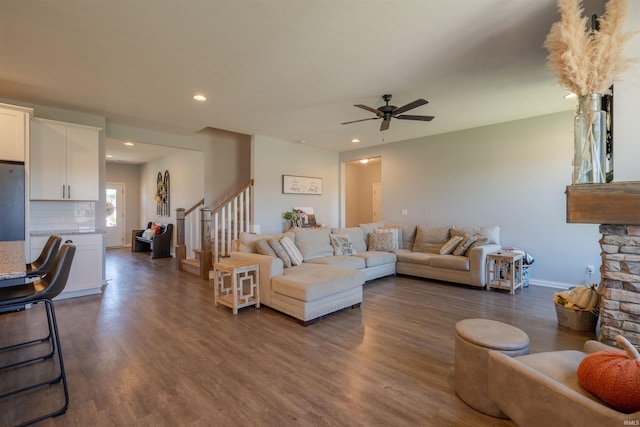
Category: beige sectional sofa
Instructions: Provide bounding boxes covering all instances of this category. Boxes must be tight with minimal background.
[230,222,501,324]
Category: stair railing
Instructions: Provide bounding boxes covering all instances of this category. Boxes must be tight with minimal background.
[175,198,204,270]
[211,179,254,265]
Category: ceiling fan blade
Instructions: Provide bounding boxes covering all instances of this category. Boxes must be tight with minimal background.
[341,117,380,125]
[380,118,391,131]
[392,99,428,115]
[354,104,382,116]
[396,114,435,122]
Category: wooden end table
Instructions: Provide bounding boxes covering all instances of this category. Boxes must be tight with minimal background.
[486,251,524,295]
[213,261,260,314]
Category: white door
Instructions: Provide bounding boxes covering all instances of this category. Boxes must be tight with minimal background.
[372,182,382,222]
[106,183,125,248]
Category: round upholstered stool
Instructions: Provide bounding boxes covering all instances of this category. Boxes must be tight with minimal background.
[454,318,530,418]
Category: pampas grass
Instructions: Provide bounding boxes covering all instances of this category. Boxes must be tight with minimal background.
[544,0,637,96]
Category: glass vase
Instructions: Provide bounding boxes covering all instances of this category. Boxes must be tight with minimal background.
[573,94,608,184]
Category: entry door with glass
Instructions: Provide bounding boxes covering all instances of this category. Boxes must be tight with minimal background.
[106,183,124,248]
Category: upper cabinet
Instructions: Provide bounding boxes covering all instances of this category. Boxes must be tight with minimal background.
[0,103,33,162]
[30,118,101,201]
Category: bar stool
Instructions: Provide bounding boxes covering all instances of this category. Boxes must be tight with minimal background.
[25,235,62,278]
[0,243,76,426]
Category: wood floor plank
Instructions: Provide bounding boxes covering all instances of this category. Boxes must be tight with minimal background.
[0,248,596,426]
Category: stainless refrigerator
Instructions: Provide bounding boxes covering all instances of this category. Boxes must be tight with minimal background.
[0,160,25,241]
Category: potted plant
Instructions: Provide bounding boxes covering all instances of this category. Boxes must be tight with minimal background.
[553,283,601,331]
[283,211,299,230]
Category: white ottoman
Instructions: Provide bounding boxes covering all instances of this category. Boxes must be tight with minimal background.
[455,318,530,418]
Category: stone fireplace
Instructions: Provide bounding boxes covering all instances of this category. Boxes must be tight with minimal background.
[566,182,640,347]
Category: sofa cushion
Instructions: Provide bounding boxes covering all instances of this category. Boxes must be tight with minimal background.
[383,222,417,250]
[238,231,294,253]
[306,255,366,270]
[429,254,470,271]
[330,227,365,253]
[375,228,399,251]
[440,236,463,255]
[293,227,333,261]
[272,264,363,302]
[395,250,438,265]
[268,238,292,268]
[368,232,394,252]
[359,222,384,245]
[280,236,304,266]
[412,225,450,253]
[451,226,500,245]
[354,251,397,267]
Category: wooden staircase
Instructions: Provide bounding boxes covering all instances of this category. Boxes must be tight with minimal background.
[176,180,253,279]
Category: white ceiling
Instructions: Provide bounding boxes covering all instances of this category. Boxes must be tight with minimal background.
[0,0,582,155]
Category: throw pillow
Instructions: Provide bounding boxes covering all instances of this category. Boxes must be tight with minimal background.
[577,335,640,413]
[280,236,304,266]
[383,221,417,250]
[142,228,155,239]
[268,238,292,268]
[452,233,478,256]
[465,236,488,255]
[330,234,357,256]
[255,238,277,258]
[330,227,366,253]
[151,223,162,234]
[375,228,399,251]
[368,232,394,252]
[439,236,464,255]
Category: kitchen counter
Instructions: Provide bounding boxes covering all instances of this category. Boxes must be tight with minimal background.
[0,241,26,280]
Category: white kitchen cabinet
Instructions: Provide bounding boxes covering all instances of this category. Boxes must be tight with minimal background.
[30,233,104,299]
[0,103,32,162]
[30,118,100,200]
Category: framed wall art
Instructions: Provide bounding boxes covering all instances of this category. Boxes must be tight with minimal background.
[282,175,322,195]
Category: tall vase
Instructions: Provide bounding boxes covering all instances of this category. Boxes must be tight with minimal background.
[573,94,609,184]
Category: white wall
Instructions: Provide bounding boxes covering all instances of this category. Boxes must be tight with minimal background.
[252,135,340,233]
[139,149,204,229]
[613,1,640,181]
[341,111,601,288]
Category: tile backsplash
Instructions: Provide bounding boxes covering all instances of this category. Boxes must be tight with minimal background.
[30,201,96,232]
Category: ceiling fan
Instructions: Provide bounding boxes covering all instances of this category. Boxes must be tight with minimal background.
[341,94,434,131]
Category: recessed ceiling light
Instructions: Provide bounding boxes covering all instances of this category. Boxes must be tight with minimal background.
[193,94,207,101]
[352,139,360,143]
[360,159,369,164]
[106,154,113,158]
[298,140,306,144]
[124,142,134,146]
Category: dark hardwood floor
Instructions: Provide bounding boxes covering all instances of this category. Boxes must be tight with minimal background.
[0,248,596,426]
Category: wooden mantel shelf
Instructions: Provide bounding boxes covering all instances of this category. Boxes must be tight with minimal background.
[566,181,640,225]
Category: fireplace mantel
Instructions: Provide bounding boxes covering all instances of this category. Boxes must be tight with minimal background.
[566,181,640,225]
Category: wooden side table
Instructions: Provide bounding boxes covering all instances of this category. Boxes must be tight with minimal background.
[213,261,260,314]
[486,252,524,295]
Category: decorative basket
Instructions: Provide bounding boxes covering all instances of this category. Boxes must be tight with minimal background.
[554,303,599,332]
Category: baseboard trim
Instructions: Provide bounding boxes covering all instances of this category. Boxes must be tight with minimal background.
[529,279,575,290]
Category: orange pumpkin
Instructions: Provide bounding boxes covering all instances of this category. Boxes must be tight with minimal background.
[577,335,640,413]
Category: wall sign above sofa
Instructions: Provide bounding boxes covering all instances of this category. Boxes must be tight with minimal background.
[282,175,322,195]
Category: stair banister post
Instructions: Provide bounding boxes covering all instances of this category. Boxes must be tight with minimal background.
[200,207,213,278]
[175,208,186,270]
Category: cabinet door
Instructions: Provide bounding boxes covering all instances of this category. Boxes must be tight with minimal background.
[30,120,67,200]
[0,106,27,162]
[66,125,99,200]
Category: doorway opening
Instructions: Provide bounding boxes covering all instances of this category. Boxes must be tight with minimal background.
[106,182,125,248]
[344,157,382,227]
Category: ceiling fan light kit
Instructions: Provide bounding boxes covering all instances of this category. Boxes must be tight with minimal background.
[342,94,435,131]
